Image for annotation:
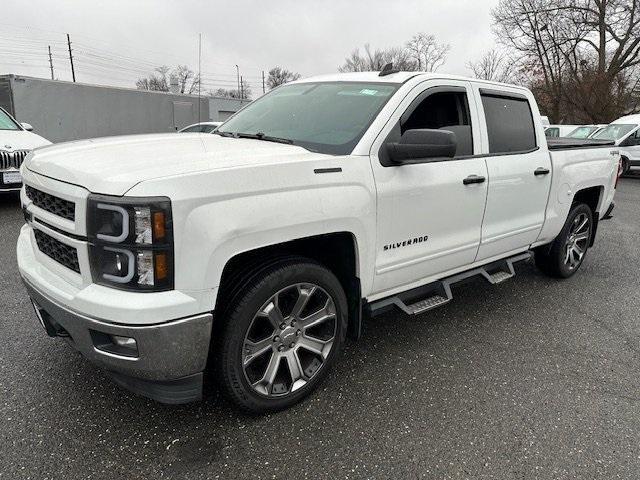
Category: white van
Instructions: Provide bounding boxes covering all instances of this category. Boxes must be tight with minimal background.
[591,115,640,174]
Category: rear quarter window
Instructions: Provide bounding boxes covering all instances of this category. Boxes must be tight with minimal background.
[481,93,537,154]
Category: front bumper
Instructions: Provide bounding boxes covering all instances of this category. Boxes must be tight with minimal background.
[23,278,213,404]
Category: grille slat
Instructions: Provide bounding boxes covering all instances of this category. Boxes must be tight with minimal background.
[25,185,76,221]
[34,230,80,273]
[0,150,29,170]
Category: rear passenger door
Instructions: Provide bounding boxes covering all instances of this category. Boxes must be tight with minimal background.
[474,87,552,262]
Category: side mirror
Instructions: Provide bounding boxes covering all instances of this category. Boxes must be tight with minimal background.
[20,122,34,131]
[386,129,457,165]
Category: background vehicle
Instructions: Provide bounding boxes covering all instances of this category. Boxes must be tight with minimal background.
[179,121,223,133]
[17,72,619,413]
[0,107,51,192]
[566,124,606,139]
[592,115,640,175]
[545,124,580,138]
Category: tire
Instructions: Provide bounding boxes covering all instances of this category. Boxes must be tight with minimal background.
[216,257,348,414]
[535,203,593,278]
[622,157,631,176]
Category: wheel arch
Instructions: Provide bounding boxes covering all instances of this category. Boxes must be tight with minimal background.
[571,185,603,247]
[214,232,364,340]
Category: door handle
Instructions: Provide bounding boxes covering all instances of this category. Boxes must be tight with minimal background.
[463,175,486,185]
[534,167,550,176]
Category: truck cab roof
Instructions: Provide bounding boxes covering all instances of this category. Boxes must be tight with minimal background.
[293,71,531,93]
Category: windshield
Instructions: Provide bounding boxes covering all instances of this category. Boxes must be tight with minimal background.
[567,126,598,139]
[592,124,637,141]
[217,82,399,155]
[0,109,20,131]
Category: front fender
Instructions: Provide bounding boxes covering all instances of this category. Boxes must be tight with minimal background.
[128,156,377,308]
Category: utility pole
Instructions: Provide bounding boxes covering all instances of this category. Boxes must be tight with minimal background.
[240,76,244,99]
[66,33,76,82]
[262,70,265,94]
[235,65,240,96]
[48,46,54,80]
[197,33,202,122]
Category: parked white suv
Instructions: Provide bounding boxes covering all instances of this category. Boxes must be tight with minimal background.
[0,107,50,192]
[17,71,620,413]
[591,114,640,175]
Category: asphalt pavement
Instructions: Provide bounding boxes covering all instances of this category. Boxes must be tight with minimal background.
[1,179,639,480]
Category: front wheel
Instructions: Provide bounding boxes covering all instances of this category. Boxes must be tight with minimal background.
[535,203,593,278]
[217,258,348,413]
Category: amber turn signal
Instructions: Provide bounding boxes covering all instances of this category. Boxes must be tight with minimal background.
[153,212,166,240]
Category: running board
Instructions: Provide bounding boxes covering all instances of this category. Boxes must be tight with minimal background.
[369,252,532,317]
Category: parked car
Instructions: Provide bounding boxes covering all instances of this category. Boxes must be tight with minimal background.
[179,121,222,133]
[18,71,620,413]
[591,114,640,175]
[565,125,606,139]
[544,124,581,138]
[0,107,51,192]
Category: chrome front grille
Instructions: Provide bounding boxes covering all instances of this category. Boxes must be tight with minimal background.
[0,149,29,170]
[25,185,76,221]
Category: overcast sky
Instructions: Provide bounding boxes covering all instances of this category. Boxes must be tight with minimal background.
[2,0,500,94]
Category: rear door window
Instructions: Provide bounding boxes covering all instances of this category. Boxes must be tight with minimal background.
[481,92,537,154]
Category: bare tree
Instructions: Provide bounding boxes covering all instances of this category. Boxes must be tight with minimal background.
[210,83,251,100]
[339,43,417,72]
[173,65,200,94]
[136,65,199,94]
[492,0,580,121]
[136,66,170,92]
[405,33,450,72]
[267,66,301,89]
[492,0,640,122]
[467,50,516,83]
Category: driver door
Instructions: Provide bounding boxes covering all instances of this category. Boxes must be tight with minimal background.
[369,80,489,296]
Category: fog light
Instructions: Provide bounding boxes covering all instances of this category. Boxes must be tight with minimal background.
[90,330,139,358]
[111,335,137,350]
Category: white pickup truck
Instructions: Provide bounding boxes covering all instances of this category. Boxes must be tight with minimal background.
[17,71,621,413]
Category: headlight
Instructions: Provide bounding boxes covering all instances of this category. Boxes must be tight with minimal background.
[87,194,174,291]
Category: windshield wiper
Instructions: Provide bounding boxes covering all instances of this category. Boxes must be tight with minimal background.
[238,132,294,144]
[239,132,295,144]
[213,130,235,138]
[213,130,294,145]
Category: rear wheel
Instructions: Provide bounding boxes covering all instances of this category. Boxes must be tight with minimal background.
[535,203,593,278]
[217,257,348,413]
[622,157,631,176]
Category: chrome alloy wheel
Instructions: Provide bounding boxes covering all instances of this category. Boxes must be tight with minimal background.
[564,212,590,270]
[242,283,337,397]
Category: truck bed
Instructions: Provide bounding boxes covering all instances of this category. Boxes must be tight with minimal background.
[546,138,615,150]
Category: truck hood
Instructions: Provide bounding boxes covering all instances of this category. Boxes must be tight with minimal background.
[26,133,327,195]
[0,130,51,150]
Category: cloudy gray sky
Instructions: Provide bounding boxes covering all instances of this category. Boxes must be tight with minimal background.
[2,0,500,94]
